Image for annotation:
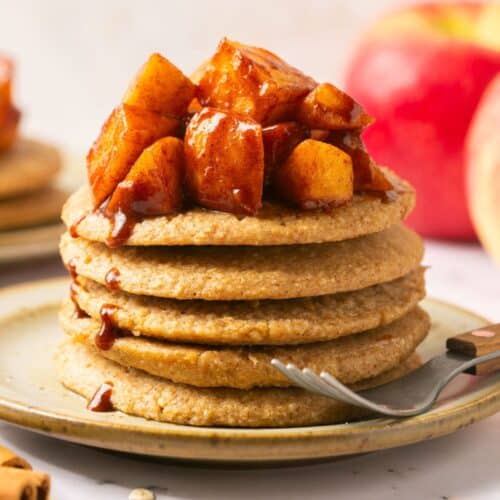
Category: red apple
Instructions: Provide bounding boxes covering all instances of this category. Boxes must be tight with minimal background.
[345,3,500,240]
[466,73,500,263]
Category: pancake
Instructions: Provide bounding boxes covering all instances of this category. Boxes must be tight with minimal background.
[60,224,423,301]
[62,171,414,246]
[56,340,421,427]
[60,301,429,389]
[0,138,61,200]
[73,268,425,345]
[0,187,68,231]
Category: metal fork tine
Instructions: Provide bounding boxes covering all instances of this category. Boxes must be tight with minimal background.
[299,368,340,397]
[271,360,321,394]
[273,347,500,418]
[301,369,356,404]
[320,372,394,414]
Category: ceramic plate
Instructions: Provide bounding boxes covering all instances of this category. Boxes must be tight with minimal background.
[0,150,84,263]
[0,278,498,465]
[0,223,64,263]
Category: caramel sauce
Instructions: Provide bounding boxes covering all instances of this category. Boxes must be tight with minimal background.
[101,171,181,247]
[67,258,78,280]
[66,258,89,319]
[105,208,138,248]
[69,213,88,238]
[95,304,130,350]
[105,267,121,290]
[70,282,89,319]
[88,382,114,412]
[262,122,310,181]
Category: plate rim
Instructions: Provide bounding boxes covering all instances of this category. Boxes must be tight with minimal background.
[0,277,498,463]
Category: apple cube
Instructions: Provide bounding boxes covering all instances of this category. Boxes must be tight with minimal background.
[123,53,196,117]
[297,83,374,130]
[0,106,20,152]
[197,39,316,125]
[272,139,353,209]
[87,104,180,207]
[106,136,184,217]
[325,130,393,192]
[0,56,13,124]
[184,107,264,214]
[262,122,310,182]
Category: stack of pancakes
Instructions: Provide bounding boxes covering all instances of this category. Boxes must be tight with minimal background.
[57,173,429,428]
[0,139,63,232]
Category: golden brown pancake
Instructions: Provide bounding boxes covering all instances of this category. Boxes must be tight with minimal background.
[60,224,424,300]
[60,301,429,389]
[56,340,421,427]
[62,170,414,247]
[72,269,425,345]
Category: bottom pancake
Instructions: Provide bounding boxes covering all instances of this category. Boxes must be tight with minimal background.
[60,300,429,389]
[56,341,421,428]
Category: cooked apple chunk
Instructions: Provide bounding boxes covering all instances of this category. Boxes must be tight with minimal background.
[262,122,309,181]
[0,106,20,152]
[0,56,20,151]
[297,83,373,130]
[0,56,13,122]
[323,130,393,192]
[184,107,264,214]
[197,39,316,125]
[123,53,196,117]
[106,136,184,217]
[87,104,180,207]
[272,139,353,209]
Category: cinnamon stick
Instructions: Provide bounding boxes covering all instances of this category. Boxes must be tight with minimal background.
[0,445,32,470]
[0,467,50,500]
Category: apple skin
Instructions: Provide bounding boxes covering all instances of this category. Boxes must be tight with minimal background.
[345,18,500,239]
[466,73,500,263]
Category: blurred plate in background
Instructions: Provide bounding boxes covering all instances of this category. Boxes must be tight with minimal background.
[0,223,64,263]
[0,149,83,263]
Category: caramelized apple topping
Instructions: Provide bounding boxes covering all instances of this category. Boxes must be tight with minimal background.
[87,104,180,206]
[196,39,316,125]
[184,107,264,215]
[297,83,374,130]
[0,56,20,152]
[107,136,184,217]
[86,40,394,244]
[262,122,310,183]
[272,139,354,209]
[321,130,394,192]
[123,53,196,117]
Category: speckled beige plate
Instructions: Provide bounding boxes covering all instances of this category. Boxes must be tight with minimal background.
[0,149,84,263]
[0,223,64,263]
[0,278,498,465]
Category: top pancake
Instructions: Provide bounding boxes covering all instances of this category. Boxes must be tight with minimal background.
[0,138,61,200]
[62,170,415,246]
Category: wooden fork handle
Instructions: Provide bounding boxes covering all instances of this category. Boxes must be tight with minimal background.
[446,323,500,375]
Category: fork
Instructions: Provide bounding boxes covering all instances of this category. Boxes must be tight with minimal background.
[271,323,500,417]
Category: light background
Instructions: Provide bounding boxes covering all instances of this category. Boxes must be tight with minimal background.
[1,0,421,151]
[1,2,500,499]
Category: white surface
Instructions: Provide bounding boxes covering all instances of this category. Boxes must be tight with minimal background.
[0,240,498,500]
[0,0,408,152]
